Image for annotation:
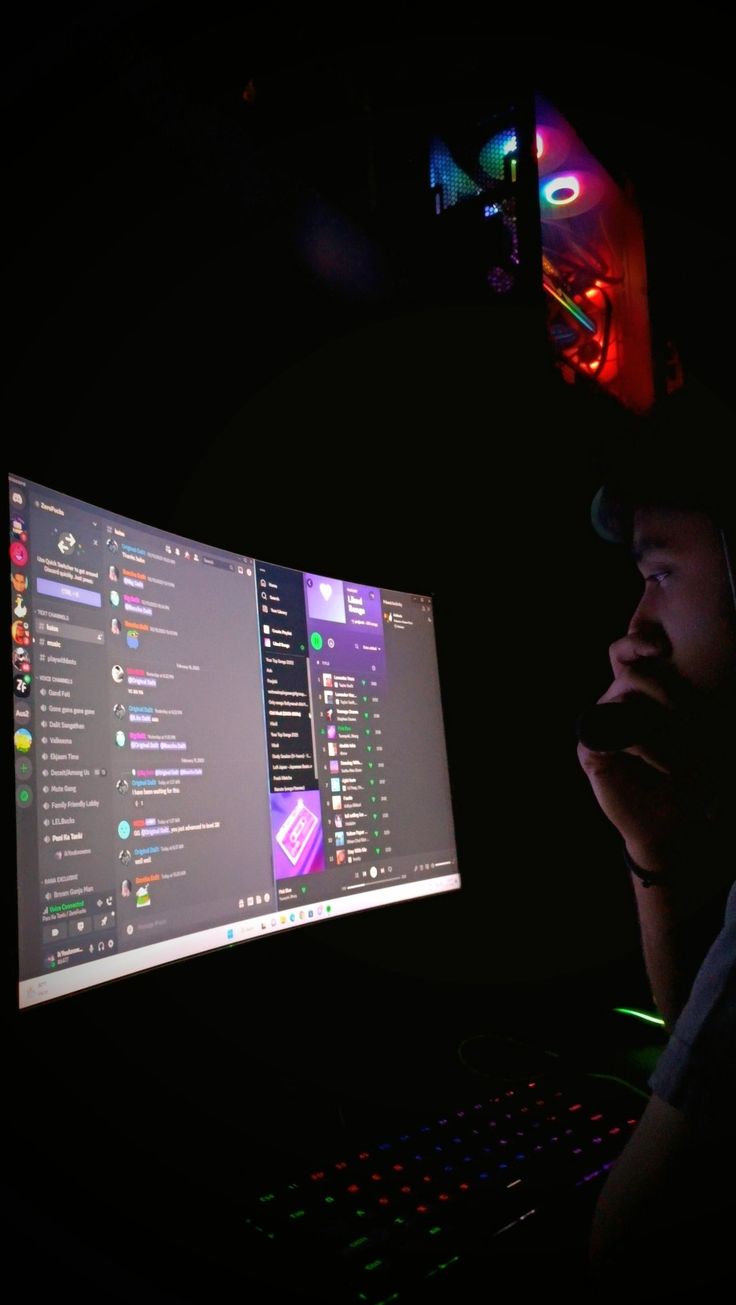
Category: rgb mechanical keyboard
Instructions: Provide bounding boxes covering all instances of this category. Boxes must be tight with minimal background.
[242,1071,643,1303]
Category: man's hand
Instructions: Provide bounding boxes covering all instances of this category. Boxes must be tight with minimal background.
[577,634,709,873]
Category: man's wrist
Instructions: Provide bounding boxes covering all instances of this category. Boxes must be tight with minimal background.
[623,844,681,887]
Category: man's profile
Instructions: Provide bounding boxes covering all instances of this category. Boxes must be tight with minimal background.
[577,390,735,1295]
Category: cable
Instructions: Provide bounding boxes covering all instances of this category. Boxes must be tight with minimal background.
[583,1072,650,1103]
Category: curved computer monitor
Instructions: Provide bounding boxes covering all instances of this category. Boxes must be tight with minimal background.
[11,473,459,1008]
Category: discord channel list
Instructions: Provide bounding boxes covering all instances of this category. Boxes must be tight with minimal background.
[12,478,273,982]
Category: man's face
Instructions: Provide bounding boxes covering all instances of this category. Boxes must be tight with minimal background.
[629,505,736,699]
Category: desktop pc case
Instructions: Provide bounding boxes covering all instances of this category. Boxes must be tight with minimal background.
[423,90,656,413]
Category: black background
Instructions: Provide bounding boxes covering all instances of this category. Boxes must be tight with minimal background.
[6,13,734,1301]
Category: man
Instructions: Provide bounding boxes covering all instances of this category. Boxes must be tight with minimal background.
[576,397,736,1296]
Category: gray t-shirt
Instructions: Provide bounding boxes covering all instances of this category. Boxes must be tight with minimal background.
[649,878,736,1145]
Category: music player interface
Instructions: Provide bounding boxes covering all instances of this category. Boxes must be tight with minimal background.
[11,475,459,1007]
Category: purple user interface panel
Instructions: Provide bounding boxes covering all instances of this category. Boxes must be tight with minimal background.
[258,564,388,885]
[305,573,385,879]
[256,559,455,916]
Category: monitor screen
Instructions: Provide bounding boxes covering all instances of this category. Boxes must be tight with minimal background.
[11,473,459,1008]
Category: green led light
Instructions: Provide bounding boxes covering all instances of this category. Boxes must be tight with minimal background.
[543,278,596,332]
[614,1007,666,1027]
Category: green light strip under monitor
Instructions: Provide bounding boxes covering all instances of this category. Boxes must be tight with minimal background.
[614,1007,666,1027]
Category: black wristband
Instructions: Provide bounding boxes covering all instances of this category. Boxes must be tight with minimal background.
[623,846,675,888]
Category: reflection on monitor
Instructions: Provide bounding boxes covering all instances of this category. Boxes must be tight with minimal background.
[11,474,459,1008]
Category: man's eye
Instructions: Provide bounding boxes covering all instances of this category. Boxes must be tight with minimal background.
[645,571,670,586]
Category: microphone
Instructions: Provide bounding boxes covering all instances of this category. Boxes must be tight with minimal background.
[576,699,670,751]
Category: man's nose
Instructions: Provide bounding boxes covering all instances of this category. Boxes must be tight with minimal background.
[625,610,671,660]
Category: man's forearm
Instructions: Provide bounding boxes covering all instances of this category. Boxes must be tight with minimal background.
[630,875,703,1029]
